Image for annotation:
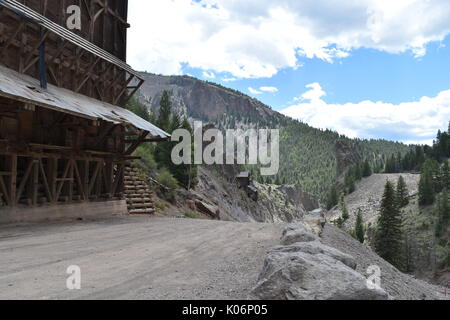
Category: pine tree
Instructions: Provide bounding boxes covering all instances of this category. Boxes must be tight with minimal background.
[354,164,362,181]
[155,93,198,190]
[418,159,437,206]
[354,209,365,243]
[396,152,403,173]
[157,90,172,131]
[362,160,372,177]
[126,95,151,122]
[340,196,350,221]
[435,188,449,237]
[274,176,281,185]
[441,162,450,189]
[169,113,181,133]
[443,187,450,223]
[396,176,409,208]
[345,171,356,194]
[326,185,339,210]
[385,154,396,173]
[374,181,404,270]
[170,117,198,190]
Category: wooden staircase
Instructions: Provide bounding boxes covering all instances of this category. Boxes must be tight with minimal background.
[124,163,155,215]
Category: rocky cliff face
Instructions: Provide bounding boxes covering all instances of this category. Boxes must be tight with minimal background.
[193,166,319,223]
[335,140,363,177]
[138,73,281,125]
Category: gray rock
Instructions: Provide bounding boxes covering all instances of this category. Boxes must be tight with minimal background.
[273,240,357,270]
[252,241,389,300]
[281,224,318,245]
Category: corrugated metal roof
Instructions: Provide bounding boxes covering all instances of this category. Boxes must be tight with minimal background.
[0,0,143,80]
[236,172,250,178]
[0,64,170,139]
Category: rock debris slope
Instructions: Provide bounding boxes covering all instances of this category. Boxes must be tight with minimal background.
[252,222,449,300]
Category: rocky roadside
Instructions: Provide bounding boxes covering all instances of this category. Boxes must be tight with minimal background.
[251,218,449,300]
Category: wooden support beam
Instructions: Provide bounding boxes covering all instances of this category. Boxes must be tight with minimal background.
[125,131,148,155]
[72,159,86,201]
[75,57,101,93]
[23,30,50,72]
[105,162,112,198]
[88,161,102,196]
[68,161,74,202]
[125,137,169,144]
[48,158,58,202]
[83,160,90,200]
[38,158,53,203]
[16,158,36,204]
[56,159,72,201]
[111,163,124,196]
[113,74,135,105]
[32,160,39,206]
[8,154,17,206]
[121,78,145,106]
[0,175,11,205]
[1,20,25,56]
[93,123,115,148]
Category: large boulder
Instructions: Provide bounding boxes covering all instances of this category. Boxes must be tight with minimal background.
[281,223,318,245]
[195,200,220,219]
[252,241,389,300]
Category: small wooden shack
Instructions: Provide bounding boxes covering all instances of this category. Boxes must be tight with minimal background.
[236,172,251,188]
[0,0,169,223]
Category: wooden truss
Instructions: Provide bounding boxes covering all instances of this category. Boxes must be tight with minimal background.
[0,152,126,206]
[0,0,143,106]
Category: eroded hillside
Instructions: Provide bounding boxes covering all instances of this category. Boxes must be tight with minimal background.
[136,72,411,200]
[327,173,449,288]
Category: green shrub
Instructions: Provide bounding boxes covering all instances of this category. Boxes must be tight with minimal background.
[158,169,179,190]
[133,146,157,173]
[184,210,198,219]
[154,200,167,211]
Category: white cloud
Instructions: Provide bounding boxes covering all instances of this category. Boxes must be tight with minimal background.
[260,86,279,93]
[294,83,325,102]
[248,87,262,95]
[280,83,450,144]
[202,71,216,79]
[249,86,279,95]
[128,0,450,78]
[222,77,237,82]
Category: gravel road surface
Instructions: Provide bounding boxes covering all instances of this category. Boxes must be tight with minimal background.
[0,217,283,300]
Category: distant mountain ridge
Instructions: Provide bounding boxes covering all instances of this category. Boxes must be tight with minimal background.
[137,72,412,201]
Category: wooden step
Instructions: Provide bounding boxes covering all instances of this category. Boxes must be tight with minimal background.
[129,209,155,215]
[124,163,156,215]
[127,197,152,203]
[127,203,154,209]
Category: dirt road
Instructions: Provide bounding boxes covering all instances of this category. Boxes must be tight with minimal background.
[0,217,284,300]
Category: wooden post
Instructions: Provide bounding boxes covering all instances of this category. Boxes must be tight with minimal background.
[8,154,17,206]
[32,160,39,206]
[83,160,90,200]
[17,158,35,205]
[106,160,113,198]
[68,160,74,202]
[49,158,58,203]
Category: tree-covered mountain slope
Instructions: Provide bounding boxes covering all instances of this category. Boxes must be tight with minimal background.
[137,72,411,201]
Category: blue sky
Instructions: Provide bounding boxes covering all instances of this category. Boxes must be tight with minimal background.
[128,0,450,144]
[184,36,450,108]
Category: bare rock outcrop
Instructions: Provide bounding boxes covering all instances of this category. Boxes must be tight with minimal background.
[280,223,318,245]
[252,223,389,300]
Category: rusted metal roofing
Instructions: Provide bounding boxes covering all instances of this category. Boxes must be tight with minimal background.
[0,0,143,80]
[0,64,170,139]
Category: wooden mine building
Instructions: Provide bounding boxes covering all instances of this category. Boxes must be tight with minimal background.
[0,0,169,223]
